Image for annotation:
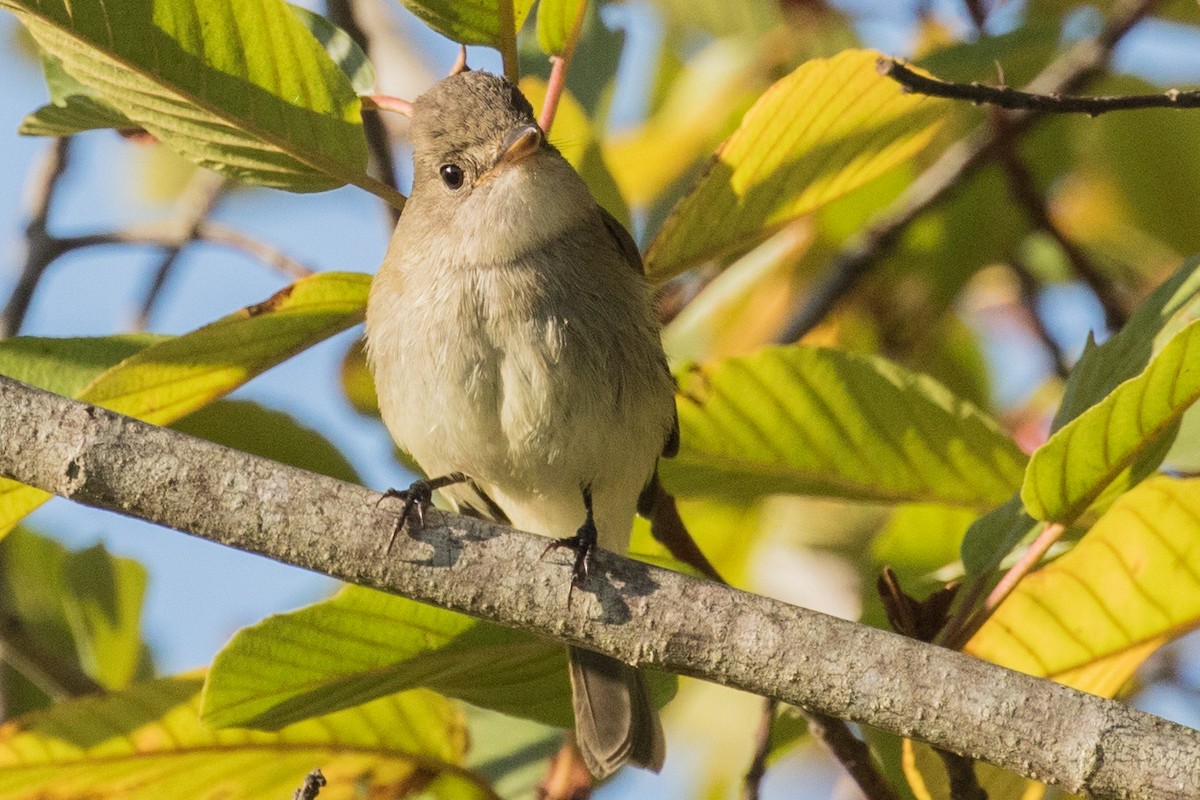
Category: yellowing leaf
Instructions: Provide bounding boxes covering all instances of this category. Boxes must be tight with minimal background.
[1023,319,1200,523]
[971,476,1200,696]
[0,677,494,800]
[644,49,950,280]
[4,0,402,204]
[664,345,1026,509]
[398,0,535,48]
[535,0,583,56]
[0,272,369,537]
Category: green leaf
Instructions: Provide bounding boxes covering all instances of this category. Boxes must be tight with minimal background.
[0,676,495,800]
[644,49,951,281]
[972,476,1200,698]
[535,0,582,56]
[5,0,402,204]
[0,334,163,396]
[1052,254,1200,431]
[0,529,151,711]
[397,0,535,48]
[1023,319,1200,523]
[20,53,134,135]
[202,585,675,731]
[171,400,360,484]
[959,496,1037,580]
[662,345,1026,509]
[0,272,370,537]
[288,4,375,95]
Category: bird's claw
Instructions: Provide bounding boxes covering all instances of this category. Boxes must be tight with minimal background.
[379,472,467,554]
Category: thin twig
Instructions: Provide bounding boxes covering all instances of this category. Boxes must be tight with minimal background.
[742,698,777,800]
[806,712,901,800]
[993,121,1130,330]
[1,138,72,339]
[936,751,989,800]
[776,0,1158,344]
[291,769,326,800]
[880,57,1200,116]
[963,0,989,30]
[134,169,229,330]
[1008,254,1072,379]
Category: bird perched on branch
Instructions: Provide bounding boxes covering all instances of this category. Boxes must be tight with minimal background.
[365,67,678,779]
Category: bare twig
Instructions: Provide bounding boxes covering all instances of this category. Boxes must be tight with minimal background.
[962,0,989,30]
[1,138,73,339]
[806,712,901,800]
[1008,255,1072,379]
[133,170,229,330]
[742,698,777,800]
[1,376,1199,798]
[993,123,1130,330]
[776,0,1158,343]
[291,769,326,800]
[936,751,989,800]
[881,58,1200,116]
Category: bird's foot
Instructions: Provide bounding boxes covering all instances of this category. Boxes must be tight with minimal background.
[379,472,467,553]
[542,516,598,590]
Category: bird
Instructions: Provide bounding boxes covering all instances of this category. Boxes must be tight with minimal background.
[364,67,679,779]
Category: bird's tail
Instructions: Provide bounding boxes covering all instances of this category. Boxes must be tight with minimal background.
[568,645,665,779]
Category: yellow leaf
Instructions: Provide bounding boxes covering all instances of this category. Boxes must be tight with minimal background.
[644,49,950,281]
[0,272,369,536]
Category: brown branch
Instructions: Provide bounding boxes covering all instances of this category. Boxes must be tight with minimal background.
[936,751,989,800]
[776,0,1158,344]
[807,712,901,800]
[880,58,1200,116]
[993,122,1131,330]
[3,377,1193,797]
[1,138,73,339]
[1008,255,1072,380]
[133,170,228,331]
[291,768,326,800]
[741,698,776,800]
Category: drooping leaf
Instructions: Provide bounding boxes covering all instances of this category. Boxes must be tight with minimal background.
[171,400,360,484]
[396,0,535,48]
[0,676,493,800]
[202,585,675,731]
[4,0,402,204]
[0,272,370,537]
[19,52,135,135]
[662,345,1026,509]
[1051,254,1200,432]
[0,529,152,714]
[644,49,951,280]
[535,0,583,56]
[958,496,1037,580]
[1023,319,1200,523]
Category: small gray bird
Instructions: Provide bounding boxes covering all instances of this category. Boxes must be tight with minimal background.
[364,70,678,778]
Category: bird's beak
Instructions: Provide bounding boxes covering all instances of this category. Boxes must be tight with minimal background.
[496,124,543,169]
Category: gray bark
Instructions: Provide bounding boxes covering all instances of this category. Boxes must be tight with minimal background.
[0,374,1197,799]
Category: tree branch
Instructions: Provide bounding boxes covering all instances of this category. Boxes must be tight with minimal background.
[776,0,1157,343]
[0,375,1197,798]
[880,57,1200,115]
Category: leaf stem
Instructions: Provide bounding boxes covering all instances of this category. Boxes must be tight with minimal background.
[497,0,520,84]
[538,0,589,133]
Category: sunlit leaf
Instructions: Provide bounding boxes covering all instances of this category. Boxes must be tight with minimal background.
[0,272,370,536]
[202,585,675,731]
[1023,319,1200,523]
[535,0,583,56]
[0,676,493,800]
[971,476,1200,696]
[644,49,951,280]
[1052,254,1200,431]
[288,4,375,95]
[4,0,402,204]
[19,52,134,135]
[397,0,535,48]
[663,345,1026,509]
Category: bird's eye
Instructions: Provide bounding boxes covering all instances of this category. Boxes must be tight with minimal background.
[439,164,465,190]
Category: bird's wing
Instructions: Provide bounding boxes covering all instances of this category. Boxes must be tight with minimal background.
[598,206,680,460]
